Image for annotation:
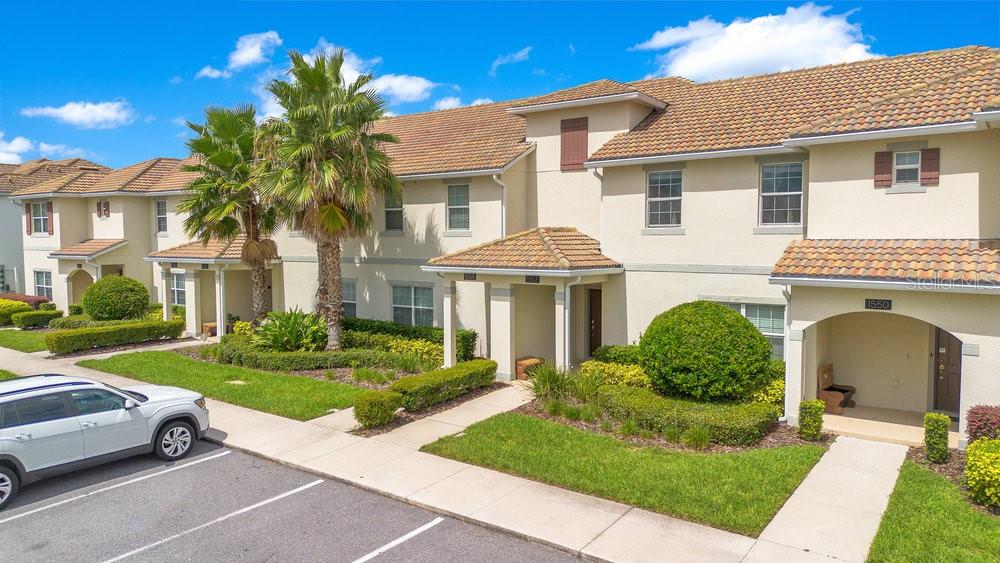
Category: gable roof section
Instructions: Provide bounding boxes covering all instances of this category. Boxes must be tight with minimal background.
[10,158,182,197]
[146,155,200,192]
[49,239,127,260]
[0,158,109,195]
[425,227,622,272]
[146,235,260,263]
[507,79,666,114]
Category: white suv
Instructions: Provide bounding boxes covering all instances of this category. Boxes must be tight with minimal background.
[0,374,210,510]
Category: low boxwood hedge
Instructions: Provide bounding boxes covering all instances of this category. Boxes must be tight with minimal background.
[49,314,152,330]
[593,344,641,366]
[45,319,184,354]
[343,317,477,361]
[597,385,780,446]
[354,390,404,428]
[579,359,652,389]
[12,309,63,329]
[217,334,418,372]
[0,299,33,326]
[342,330,444,367]
[388,359,497,412]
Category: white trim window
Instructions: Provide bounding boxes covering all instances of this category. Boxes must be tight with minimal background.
[446,184,470,231]
[646,170,682,227]
[384,192,403,232]
[155,200,168,233]
[760,162,803,225]
[392,285,433,327]
[893,151,920,184]
[33,271,52,300]
[31,203,48,234]
[170,273,186,306]
[721,302,785,359]
[342,280,357,318]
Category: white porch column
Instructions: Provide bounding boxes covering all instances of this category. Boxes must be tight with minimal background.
[554,287,568,370]
[215,268,226,337]
[160,266,171,320]
[442,281,457,367]
[184,270,202,337]
[482,282,491,358]
[785,327,805,426]
[489,283,516,381]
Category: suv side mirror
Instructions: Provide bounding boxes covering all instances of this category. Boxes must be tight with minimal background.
[124,399,137,410]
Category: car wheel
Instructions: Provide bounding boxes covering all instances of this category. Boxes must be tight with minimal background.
[154,420,196,461]
[0,465,20,511]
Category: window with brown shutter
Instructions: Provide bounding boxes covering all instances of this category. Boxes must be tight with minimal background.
[24,203,31,235]
[46,201,54,235]
[560,117,588,171]
[920,148,940,186]
[102,200,111,218]
[96,201,103,217]
[874,151,892,187]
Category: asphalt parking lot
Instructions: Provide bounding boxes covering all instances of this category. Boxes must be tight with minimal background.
[0,441,577,562]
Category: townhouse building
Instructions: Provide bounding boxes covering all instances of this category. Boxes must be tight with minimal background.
[10,46,1000,441]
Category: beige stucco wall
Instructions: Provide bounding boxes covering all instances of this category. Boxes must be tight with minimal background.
[514,284,555,362]
[149,195,190,302]
[808,130,1000,239]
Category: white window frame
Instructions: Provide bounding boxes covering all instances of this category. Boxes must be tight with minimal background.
[31,202,48,234]
[342,279,357,318]
[646,170,682,228]
[719,301,785,359]
[155,200,168,233]
[446,184,470,231]
[170,273,186,306]
[759,162,804,226]
[892,151,921,185]
[384,192,403,233]
[33,270,52,300]
[391,284,434,327]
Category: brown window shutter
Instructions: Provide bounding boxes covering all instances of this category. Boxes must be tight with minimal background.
[24,203,32,235]
[920,148,940,186]
[96,201,103,216]
[46,201,54,235]
[102,200,110,217]
[874,151,892,187]
[560,117,588,171]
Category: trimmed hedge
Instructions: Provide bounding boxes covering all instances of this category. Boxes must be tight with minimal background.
[12,309,63,329]
[44,319,184,354]
[966,405,1000,443]
[597,385,779,446]
[354,390,404,428]
[593,344,641,366]
[0,299,33,325]
[38,302,57,311]
[342,330,443,367]
[924,412,952,463]
[578,360,652,389]
[82,275,150,320]
[217,334,417,372]
[389,359,498,411]
[343,317,477,361]
[0,292,49,309]
[49,314,151,330]
[798,400,825,441]
[69,303,84,315]
[966,438,1000,507]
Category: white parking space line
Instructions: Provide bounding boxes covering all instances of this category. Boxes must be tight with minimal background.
[351,517,445,563]
[102,479,324,563]
[0,451,231,525]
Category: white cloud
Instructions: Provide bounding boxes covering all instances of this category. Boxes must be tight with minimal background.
[38,142,85,158]
[306,39,381,82]
[490,46,532,76]
[0,132,34,164]
[195,65,231,79]
[171,116,188,127]
[471,98,494,106]
[632,4,879,81]
[21,100,135,129]
[372,74,436,104]
[253,68,284,120]
[433,96,462,110]
[228,31,283,70]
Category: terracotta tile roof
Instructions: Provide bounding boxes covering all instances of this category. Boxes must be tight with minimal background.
[772,239,1000,284]
[509,79,649,108]
[588,46,1000,161]
[10,157,182,197]
[427,227,621,271]
[147,235,264,262]
[0,158,109,195]
[147,155,200,192]
[985,96,1000,112]
[49,239,127,259]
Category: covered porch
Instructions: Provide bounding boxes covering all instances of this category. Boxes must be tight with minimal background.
[423,227,623,379]
[49,238,130,308]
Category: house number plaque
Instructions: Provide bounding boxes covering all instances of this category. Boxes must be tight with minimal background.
[864,298,892,311]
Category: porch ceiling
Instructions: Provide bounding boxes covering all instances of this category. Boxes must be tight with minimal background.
[48,238,127,260]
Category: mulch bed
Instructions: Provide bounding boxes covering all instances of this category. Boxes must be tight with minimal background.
[517,399,835,454]
[352,382,507,438]
[48,337,196,359]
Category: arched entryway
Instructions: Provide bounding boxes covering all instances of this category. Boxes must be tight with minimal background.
[68,269,94,306]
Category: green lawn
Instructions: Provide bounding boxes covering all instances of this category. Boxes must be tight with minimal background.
[421,412,825,536]
[0,329,47,352]
[0,370,17,381]
[868,461,1000,562]
[79,351,365,420]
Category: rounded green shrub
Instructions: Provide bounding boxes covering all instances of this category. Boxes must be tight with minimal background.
[923,412,952,463]
[798,399,825,441]
[966,438,1000,507]
[81,276,150,320]
[353,390,403,429]
[638,301,771,399]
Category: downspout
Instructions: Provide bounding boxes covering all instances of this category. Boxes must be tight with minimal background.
[492,174,507,238]
[563,276,584,369]
[779,284,792,422]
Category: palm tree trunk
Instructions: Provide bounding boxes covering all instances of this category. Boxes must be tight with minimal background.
[249,261,268,324]
[316,233,343,351]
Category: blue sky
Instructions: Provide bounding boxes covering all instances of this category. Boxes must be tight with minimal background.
[2,1,997,167]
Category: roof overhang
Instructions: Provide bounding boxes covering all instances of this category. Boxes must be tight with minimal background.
[143,256,242,265]
[769,275,1000,295]
[11,190,187,201]
[585,145,803,168]
[972,110,1000,126]
[421,265,624,277]
[507,92,666,115]
[48,240,128,261]
[395,145,535,181]
[781,120,985,148]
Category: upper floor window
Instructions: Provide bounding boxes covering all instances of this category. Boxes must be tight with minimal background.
[446,184,470,231]
[893,151,920,184]
[384,192,403,232]
[155,200,168,233]
[760,162,803,225]
[343,280,357,318]
[560,117,588,171]
[95,200,110,219]
[34,271,52,300]
[392,285,433,327]
[31,202,49,234]
[170,272,186,306]
[646,171,682,227]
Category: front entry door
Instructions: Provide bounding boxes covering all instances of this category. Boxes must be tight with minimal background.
[934,328,962,414]
[588,289,602,356]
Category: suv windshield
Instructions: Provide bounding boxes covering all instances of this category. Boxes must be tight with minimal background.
[105,384,148,403]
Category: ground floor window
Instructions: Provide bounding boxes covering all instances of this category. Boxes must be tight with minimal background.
[392,285,433,327]
[720,302,785,358]
[342,280,357,318]
[33,271,52,300]
[170,272,186,306]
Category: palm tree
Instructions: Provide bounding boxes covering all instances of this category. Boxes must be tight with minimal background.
[179,105,279,324]
[257,50,400,350]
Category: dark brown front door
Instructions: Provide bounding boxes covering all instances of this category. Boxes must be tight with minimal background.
[588,289,602,356]
[934,328,962,413]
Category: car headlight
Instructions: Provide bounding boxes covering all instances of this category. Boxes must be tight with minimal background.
[194,397,206,409]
